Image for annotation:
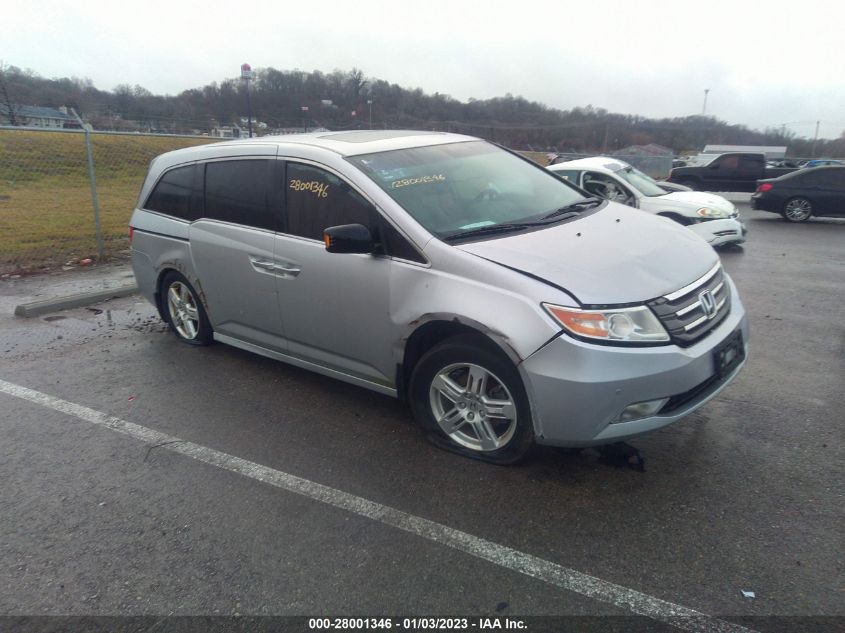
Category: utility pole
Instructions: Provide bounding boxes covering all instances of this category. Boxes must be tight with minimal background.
[811,120,820,157]
[240,63,253,138]
[702,89,710,115]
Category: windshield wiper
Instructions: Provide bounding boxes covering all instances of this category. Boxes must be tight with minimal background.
[442,222,539,242]
[542,197,602,219]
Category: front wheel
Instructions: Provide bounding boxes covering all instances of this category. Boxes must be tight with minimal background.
[409,335,534,464]
[782,197,813,222]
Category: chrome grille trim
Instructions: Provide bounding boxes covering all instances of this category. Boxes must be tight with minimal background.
[647,266,731,347]
[663,261,721,301]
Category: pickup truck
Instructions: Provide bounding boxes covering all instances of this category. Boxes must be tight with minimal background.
[667,153,797,192]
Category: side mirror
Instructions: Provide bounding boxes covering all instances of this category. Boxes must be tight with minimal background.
[323,224,374,254]
[709,162,720,170]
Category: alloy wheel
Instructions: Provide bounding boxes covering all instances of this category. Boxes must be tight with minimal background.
[166,281,200,340]
[784,198,812,221]
[428,363,517,452]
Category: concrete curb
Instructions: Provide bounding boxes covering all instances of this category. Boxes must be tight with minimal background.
[14,284,139,318]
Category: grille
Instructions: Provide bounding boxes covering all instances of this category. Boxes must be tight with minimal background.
[648,263,731,347]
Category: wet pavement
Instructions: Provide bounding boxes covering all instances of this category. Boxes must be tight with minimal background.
[0,206,843,630]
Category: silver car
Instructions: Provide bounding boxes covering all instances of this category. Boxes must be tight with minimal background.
[130,131,748,463]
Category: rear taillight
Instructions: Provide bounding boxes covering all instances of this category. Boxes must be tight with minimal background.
[128,226,134,244]
[757,183,773,193]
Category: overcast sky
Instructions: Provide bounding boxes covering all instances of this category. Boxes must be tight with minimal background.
[5,0,845,139]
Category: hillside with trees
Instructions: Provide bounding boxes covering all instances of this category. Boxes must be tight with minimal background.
[2,63,843,157]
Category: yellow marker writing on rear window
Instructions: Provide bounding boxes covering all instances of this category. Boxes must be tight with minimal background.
[290,180,329,198]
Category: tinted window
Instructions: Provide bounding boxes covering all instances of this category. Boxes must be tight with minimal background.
[285,163,376,240]
[145,164,197,219]
[204,160,273,230]
[718,155,739,169]
[739,155,764,170]
[378,219,426,263]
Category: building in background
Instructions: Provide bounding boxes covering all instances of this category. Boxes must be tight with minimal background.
[702,145,787,159]
[0,105,74,128]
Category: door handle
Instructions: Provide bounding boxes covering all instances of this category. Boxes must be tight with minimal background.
[250,258,276,272]
[273,264,301,277]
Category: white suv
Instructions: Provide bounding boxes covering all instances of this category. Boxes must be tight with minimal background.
[548,157,747,247]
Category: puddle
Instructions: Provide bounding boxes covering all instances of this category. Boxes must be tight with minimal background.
[1,300,165,360]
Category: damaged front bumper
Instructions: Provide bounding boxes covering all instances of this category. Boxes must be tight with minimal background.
[518,276,749,447]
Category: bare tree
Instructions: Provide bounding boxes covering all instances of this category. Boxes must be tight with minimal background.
[0,62,21,125]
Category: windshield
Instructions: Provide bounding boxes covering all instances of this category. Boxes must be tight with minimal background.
[347,141,589,240]
[615,166,667,197]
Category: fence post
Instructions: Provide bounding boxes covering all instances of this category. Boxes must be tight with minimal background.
[71,109,105,259]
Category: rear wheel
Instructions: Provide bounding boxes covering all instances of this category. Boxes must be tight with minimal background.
[782,197,813,222]
[162,271,213,345]
[409,335,534,464]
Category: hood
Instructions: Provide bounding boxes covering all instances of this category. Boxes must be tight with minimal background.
[657,191,736,213]
[456,203,718,305]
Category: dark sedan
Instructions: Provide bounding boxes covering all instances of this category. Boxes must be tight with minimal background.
[752,166,845,222]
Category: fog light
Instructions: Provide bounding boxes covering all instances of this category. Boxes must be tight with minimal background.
[615,398,670,423]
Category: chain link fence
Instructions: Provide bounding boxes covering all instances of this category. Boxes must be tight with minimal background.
[1,128,684,276]
[0,127,217,275]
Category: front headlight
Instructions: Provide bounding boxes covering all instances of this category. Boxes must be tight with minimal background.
[542,303,670,344]
[696,207,729,219]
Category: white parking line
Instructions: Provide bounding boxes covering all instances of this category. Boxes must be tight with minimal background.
[0,378,756,633]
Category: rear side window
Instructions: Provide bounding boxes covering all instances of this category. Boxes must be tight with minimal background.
[204,160,274,230]
[144,164,197,219]
[739,155,764,170]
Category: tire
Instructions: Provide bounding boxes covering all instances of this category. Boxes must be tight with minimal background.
[161,271,213,345]
[409,334,534,464]
[781,197,813,222]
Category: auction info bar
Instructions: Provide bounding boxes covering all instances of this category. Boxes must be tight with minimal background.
[0,617,841,633]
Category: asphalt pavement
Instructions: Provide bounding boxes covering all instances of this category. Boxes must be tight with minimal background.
[0,205,843,632]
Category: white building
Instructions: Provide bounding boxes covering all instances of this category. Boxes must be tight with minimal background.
[703,145,787,159]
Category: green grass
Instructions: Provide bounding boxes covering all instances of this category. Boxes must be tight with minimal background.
[0,129,217,272]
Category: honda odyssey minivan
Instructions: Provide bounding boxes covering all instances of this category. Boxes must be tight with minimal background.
[130,131,748,463]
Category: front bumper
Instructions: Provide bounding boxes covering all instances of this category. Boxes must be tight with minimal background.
[519,275,748,446]
[689,217,747,246]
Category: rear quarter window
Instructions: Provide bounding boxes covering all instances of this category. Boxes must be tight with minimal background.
[144,164,198,220]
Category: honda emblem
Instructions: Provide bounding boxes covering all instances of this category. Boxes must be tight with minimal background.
[699,289,717,319]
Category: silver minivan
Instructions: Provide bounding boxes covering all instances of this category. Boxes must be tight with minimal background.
[130,131,748,463]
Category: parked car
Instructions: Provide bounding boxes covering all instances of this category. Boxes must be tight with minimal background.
[668,152,797,192]
[548,157,747,247]
[767,158,802,169]
[752,165,845,222]
[130,131,748,463]
[801,159,845,169]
